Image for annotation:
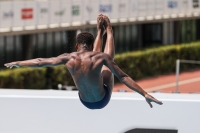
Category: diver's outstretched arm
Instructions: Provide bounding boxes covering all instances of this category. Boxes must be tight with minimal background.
[103,15,115,59]
[4,54,69,68]
[103,53,163,108]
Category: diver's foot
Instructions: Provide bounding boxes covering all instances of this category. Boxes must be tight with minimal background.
[103,15,112,31]
[97,14,105,35]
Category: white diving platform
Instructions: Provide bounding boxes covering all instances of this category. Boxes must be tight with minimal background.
[0,89,200,133]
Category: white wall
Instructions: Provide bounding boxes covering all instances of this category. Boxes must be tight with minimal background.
[0,89,200,133]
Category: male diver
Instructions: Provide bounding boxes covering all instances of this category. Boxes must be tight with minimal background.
[5,14,163,109]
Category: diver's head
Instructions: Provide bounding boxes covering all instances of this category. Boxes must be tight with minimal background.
[75,32,94,51]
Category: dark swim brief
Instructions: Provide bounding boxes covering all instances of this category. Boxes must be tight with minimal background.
[78,84,111,110]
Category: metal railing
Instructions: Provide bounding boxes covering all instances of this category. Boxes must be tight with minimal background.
[175,59,200,93]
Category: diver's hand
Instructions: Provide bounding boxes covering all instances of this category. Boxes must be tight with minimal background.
[4,62,19,69]
[145,93,163,108]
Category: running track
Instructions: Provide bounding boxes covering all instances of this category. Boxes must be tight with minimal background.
[114,69,200,93]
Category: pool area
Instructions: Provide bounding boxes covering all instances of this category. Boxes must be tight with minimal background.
[0,89,200,133]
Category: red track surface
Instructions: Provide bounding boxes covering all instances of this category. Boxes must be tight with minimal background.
[114,69,200,93]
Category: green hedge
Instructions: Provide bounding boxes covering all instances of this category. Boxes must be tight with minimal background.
[114,42,200,80]
[0,42,200,89]
[47,66,74,88]
[0,68,46,89]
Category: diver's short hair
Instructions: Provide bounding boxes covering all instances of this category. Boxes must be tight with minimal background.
[76,32,95,47]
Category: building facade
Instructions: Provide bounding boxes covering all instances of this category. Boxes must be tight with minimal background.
[0,0,200,67]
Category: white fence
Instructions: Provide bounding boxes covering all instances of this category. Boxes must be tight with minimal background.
[0,0,199,32]
[175,59,200,93]
[0,89,200,133]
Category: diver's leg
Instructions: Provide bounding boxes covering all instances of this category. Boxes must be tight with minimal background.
[101,15,115,93]
[93,14,105,52]
[103,15,115,59]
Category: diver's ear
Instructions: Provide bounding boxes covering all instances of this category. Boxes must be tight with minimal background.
[90,45,94,51]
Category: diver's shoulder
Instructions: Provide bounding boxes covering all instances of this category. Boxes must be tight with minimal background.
[69,52,79,56]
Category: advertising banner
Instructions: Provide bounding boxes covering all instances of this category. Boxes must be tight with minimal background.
[60,0,71,24]
[193,0,199,8]
[24,1,36,27]
[0,1,13,28]
[138,0,147,17]
[165,0,179,14]
[13,1,25,27]
[71,0,82,23]
[192,0,200,12]
[49,0,60,25]
[129,0,138,18]
[99,0,112,17]
[4,0,199,31]
[37,0,49,25]
[118,0,129,18]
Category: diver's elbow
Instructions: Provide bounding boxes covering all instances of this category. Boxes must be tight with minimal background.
[119,75,129,83]
[36,58,45,67]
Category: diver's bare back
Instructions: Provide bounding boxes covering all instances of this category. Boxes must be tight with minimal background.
[66,51,106,102]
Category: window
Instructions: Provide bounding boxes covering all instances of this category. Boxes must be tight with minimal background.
[142,23,163,47]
